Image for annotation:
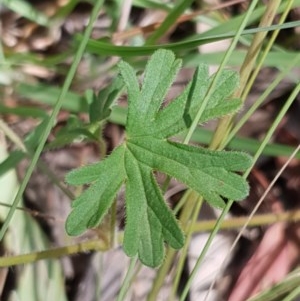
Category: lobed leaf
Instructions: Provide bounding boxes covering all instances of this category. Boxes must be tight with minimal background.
[66,49,252,267]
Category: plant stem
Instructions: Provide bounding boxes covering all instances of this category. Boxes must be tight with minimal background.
[225,53,300,147]
[192,208,300,233]
[0,119,75,199]
[116,256,138,301]
[203,61,300,301]
[210,0,282,150]
[169,194,203,301]
[0,119,26,152]
[0,239,108,267]
[110,199,117,247]
[205,144,300,300]
[240,0,295,102]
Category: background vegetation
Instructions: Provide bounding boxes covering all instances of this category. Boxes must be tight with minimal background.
[0,0,300,300]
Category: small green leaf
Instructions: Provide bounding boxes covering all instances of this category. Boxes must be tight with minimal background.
[46,128,98,150]
[0,103,47,118]
[65,49,252,267]
[45,115,98,150]
[88,77,124,122]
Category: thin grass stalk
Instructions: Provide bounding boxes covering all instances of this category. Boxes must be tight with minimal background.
[182,3,287,298]
[210,0,282,150]
[178,1,260,300]
[110,199,117,247]
[3,205,300,268]
[240,0,295,102]
[0,239,109,267]
[202,73,300,300]
[175,5,263,296]
[204,143,300,300]
[225,54,300,147]
[0,0,105,241]
[145,0,194,45]
[281,286,300,301]
[248,267,300,301]
[147,190,197,301]
[147,248,177,301]
[0,119,26,152]
[192,209,300,233]
[169,195,203,301]
[116,256,138,301]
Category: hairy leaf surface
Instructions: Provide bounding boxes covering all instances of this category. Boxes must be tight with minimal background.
[66,49,252,267]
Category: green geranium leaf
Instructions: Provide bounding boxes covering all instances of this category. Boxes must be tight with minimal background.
[66,49,252,267]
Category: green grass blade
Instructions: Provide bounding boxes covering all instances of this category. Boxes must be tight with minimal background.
[1,0,50,26]
[83,21,300,56]
[0,0,105,241]
[248,268,300,301]
[178,0,260,299]
[183,50,300,69]
[133,0,171,11]
[145,0,194,45]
